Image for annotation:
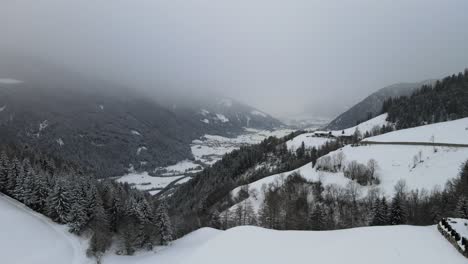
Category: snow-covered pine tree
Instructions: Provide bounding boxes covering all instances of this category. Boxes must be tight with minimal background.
[87,195,112,260]
[309,203,326,230]
[455,196,468,219]
[155,200,173,246]
[7,157,22,195]
[371,197,389,226]
[35,172,51,212]
[68,200,89,234]
[370,198,382,226]
[389,195,406,225]
[0,151,9,192]
[209,209,222,229]
[137,197,156,249]
[46,180,72,223]
[13,166,26,202]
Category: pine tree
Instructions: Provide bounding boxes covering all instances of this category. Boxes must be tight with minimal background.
[13,167,26,202]
[155,201,173,245]
[209,210,222,229]
[389,195,406,225]
[46,180,71,223]
[68,200,89,234]
[309,203,326,230]
[137,197,156,249]
[455,196,468,219]
[87,195,111,260]
[35,172,50,212]
[0,151,9,192]
[7,158,22,195]
[371,197,389,226]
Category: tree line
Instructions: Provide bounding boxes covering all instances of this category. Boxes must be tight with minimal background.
[217,160,468,231]
[167,132,346,235]
[383,69,468,129]
[0,144,174,261]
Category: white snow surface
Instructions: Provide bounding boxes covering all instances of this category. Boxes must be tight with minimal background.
[116,172,184,191]
[56,138,64,146]
[0,105,6,112]
[136,146,147,155]
[131,130,142,136]
[103,225,465,264]
[215,113,229,123]
[0,194,90,264]
[250,110,267,117]
[447,218,468,239]
[0,78,23,84]
[1,193,465,264]
[191,128,294,166]
[231,144,468,213]
[286,133,334,151]
[363,117,468,144]
[318,113,389,137]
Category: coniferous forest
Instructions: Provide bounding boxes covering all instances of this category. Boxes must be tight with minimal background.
[383,70,468,129]
[0,143,173,259]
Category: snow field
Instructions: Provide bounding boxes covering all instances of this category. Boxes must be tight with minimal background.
[363,117,468,144]
[0,195,91,264]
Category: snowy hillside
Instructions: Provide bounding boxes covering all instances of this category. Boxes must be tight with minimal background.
[117,128,294,194]
[103,225,465,264]
[0,195,90,264]
[230,118,468,213]
[326,113,390,137]
[286,133,333,151]
[363,117,468,145]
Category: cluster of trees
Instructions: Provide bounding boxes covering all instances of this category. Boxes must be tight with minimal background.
[383,70,468,129]
[0,144,173,260]
[167,133,345,235]
[216,160,468,231]
[315,152,380,186]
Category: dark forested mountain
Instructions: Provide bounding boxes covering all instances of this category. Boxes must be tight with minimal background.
[383,70,468,129]
[0,57,282,178]
[326,80,434,130]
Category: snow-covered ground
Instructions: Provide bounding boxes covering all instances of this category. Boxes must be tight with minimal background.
[286,133,334,151]
[363,117,468,144]
[0,194,91,264]
[1,193,465,264]
[316,113,389,137]
[116,172,184,191]
[230,162,351,212]
[118,128,293,194]
[191,128,294,166]
[230,118,468,213]
[447,218,468,239]
[231,144,468,213]
[103,225,465,264]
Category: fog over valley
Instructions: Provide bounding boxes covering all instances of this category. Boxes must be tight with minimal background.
[1,1,468,264]
[2,0,468,118]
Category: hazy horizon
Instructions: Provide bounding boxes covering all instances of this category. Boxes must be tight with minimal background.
[2,0,468,118]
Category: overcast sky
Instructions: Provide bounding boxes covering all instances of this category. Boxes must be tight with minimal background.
[2,0,468,118]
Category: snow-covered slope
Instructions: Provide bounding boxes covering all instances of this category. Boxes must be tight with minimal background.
[363,117,468,144]
[286,133,333,151]
[326,113,390,137]
[231,118,468,212]
[104,225,465,264]
[2,192,465,264]
[0,194,90,264]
